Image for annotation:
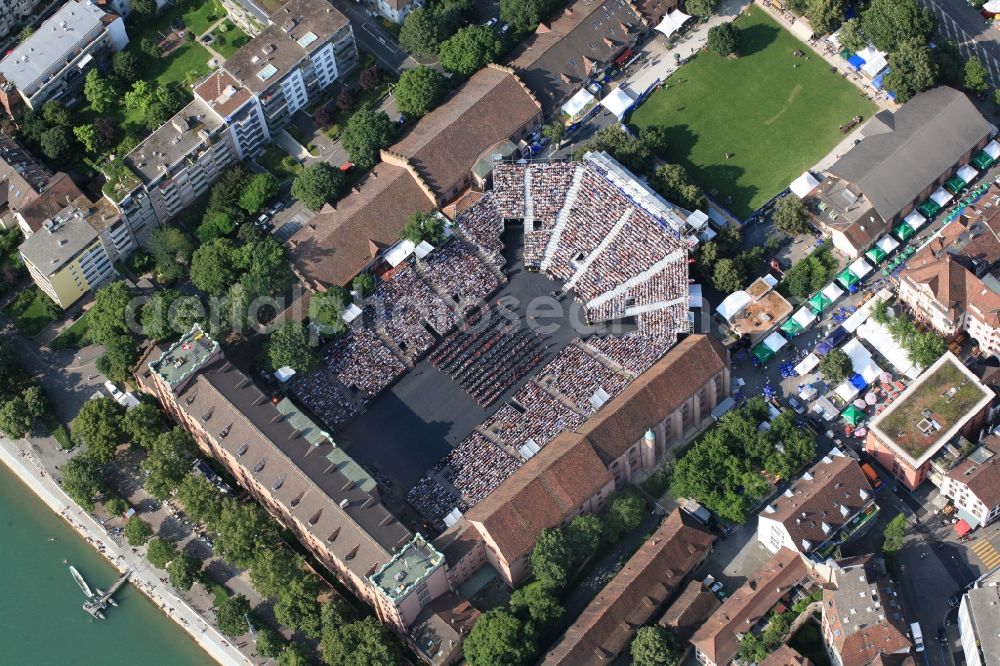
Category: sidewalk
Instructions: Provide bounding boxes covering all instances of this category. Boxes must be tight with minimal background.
[0,437,250,666]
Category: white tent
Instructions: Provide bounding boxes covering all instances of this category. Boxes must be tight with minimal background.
[856,319,920,378]
[813,396,839,421]
[795,352,820,376]
[856,46,886,64]
[562,88,595,118]
[799,384,818,401]
[763,331,788,353]
[876,235,899,254]
[821,282,845,304]
[342,303,363,324]
[842,288,891,333]
[931,186,953,207]
[654,8,692,37]
[687,209,709,230]
[835,380,860,402]
[842,338,884,384]
[601,87,636,119]
[792,306,817,329]
[275,367,296,383]
[985,139,1000,160]
[903,210,926,231]
[861,52,888,78]
[848,257,873,279]
[790,172,820,199]
[384,239,416,267]
[984,0,1000,12]
[957,164,979,184]
[716,290,752,322]
[414,240,435,259]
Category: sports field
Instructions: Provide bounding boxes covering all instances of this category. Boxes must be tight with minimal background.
[630,7,874,219]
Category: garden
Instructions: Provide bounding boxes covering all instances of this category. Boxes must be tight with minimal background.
[3,286,59,337]
[629,6,874,219]
[206,20,251,60]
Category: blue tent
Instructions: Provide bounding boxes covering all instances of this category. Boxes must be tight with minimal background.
[848,54,865,70]
[850,373,868,391]
[814,341,832,357]
[872,68,887,90]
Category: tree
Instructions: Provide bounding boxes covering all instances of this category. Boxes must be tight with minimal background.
[399,8,442,57]
[291,162,345,211]
[707,23,740,56]
[191,238,238,295]
[395,66,449,118]
[773,194,811,235]
[274,574,322,638]
[197,211,237,243]
[573,125,652,175]
[359,65,382,92]
[113,51,142,83]
[168,551,202,590]
[566,513,603,562]
[838,18,866,53]
[267,321,320,372]
[860,0,936,52]
[215,594,253,638]
[147,227,193,282]
[530,527,573,590]
[147,537,178,567]
[124,516,154,546]
[250,548,300,598]
[806,0,844,35]
[463,608,536,666]
[439,25,504,77]
[256,627,286,659]
[105,496,129,517]
[208,165,250,219]
[93,117,121,152]
[71,397,125,463]
[402,211,447,246]
[176,473,223,527]
[337,87,356,112]
[124,80,156,117]
[277,644,311,666]
[510,581,563,630]
[609,491,646,533]
[885,38,937,104]
[501,0,547,31]
[141,290,184,342]
[139,36,161,58]
[963,56,991,94]
[309,287,349,333]
[74,124,98,153]
[932,41,963,87]
[39,126,71,161]
[712,258,744,293]
[238,172,279,214]
[123,401,164,448]
[640,126,671,156]
[0,388,46,438]
[89,281,133,345]
[215,500,279,568]
[130,0,156,16]
[684,0,719,16]
[84,70,117,113]
[737,633,768,664]
[143,427,197,500]
[819,348,852,383]
[321,617,401,666]
[61,454,105,512]
[341,105,394,169]
[653,164,706,211]
[631,626,682,666]
[882,513,908,553]
[353,273,375,297]
[41,100,71,127]
[541,121,565,144]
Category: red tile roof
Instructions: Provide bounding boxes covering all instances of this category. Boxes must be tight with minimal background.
[946,438,1000,511]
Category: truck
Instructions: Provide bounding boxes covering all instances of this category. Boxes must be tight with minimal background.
[861,463,882,489]
[910,622,924,652]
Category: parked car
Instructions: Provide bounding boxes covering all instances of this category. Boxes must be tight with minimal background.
[787,396,805,414]
[709,581,724,596]
[500,22,510,33]
[484,17,497,27]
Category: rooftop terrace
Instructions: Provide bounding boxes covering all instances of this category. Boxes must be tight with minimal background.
[369,534,443,602]
[149,324,220,387]
[872,353,993,465]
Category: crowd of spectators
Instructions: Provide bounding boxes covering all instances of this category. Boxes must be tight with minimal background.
[440,432,521,504]
[540,343,630,414]
[454,194,505,270]
[419,239,503,315]
[406,477,467,527]
[366,263,458,362]
[586,333,677,376]
[491,163,525,220]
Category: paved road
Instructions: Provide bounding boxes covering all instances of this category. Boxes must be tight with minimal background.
[329,0,413,74]
[919,0,1000,86]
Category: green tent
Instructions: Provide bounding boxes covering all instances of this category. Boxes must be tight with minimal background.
[866,246,887,264]
[752,343,775,364]
[945,175,966,194]
[917,200,940,218]
[971,150,995,170]
[893,223,915,241]
[781,318,804,337]
[842,404,865,425]
[836,268,859,289]
[808,292,832,315]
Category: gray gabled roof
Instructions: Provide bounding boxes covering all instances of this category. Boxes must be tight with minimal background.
[828,87,994,221]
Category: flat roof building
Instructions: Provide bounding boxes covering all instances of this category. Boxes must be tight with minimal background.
[958,579,1000,666]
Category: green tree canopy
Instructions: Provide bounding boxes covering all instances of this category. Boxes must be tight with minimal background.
[74,124,98,153]
[113,51,143,83]
[191,238,238,296]
[510,581,564,630]
[274,574,322,639]
[124,516,154,546]
[250,548,301,599]
[353,273,375,297]
[39,126,72,161]
[773,193,811,235]
[684,0,719,16]
[608,491,646,533]
[320,616,402,666]
[168,551,202,590]
[142,427,197,500]
[399,8,442,57]
[884,38,938,103]
[963,56,991,94]
[541,121,566,144]
[215,500,279,569]
[439,26,504,77]
[708,23,740,56]
[501,0,561,31]
[84,69,117,113]
[838,18,866,52]
[882,513,908,553]
[464,608,536,666]
[61,454,106,512]
[89,281,134,345]
[267,321,320,373]
[652,164,707,212]
[255,627,286,659]
[573,125,653,176]
[395,66,450,118]
[147,227,194,282]
[291,162,346,211]
[806,0,845,35]
[631,625,682,666]
[566,513,603,561]
[0,386,47,438]
[71,397,126,463]
[239,172,279,214]
[860,0,936,51]
[712,258,744,293]
[105,496,130,517]
[341,105,395,169]
[309,287,350,334]
[176,473,224,527]
[529,528,573,591]
[819,347,852,383]
[401,211,447,246]
[215,594,253,638]
[122,401,165,448]
[146,537,179,569]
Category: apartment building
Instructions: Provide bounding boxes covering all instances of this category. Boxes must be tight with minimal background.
[0,133,72,225]
[19,195,133,307]
[940,437,1000,531]
[0,0,45,58]
[373,0,424,25]
[0,0,129,117]
[222,0,358,134]
[959,578,1000,666]
[218,0,278,36]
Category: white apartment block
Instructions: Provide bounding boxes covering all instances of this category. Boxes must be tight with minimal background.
[959,580,1000,666]
[940,441,1000,530]
[374,0,424,25]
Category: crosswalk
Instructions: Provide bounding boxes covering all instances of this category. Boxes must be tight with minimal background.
[919,0,1000,87]
[970,538,1000,569]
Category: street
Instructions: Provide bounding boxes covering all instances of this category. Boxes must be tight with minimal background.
[919,0,1000,86]
[328,0,413,73]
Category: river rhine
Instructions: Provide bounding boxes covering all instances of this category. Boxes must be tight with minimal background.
[0,462,212,665]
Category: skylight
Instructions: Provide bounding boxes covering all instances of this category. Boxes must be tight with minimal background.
[297,31,318,48]
[257,64,278,81]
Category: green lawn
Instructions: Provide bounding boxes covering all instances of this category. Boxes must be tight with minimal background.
[46,414,74,450]
[4,286,59,336]
[255,144,301,183]
[51,312,92,350]
[209,21,251,59]
[630,7,874,219]
[150,41,214,90]
[150,0,221,38]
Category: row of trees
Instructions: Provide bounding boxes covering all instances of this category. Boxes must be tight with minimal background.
[399,0,479,58]
[695,226,765,294]
[464,490,648,665]
[781,245,838,301]
[197,165,280,243]
[871,302,946,369]
[670,397,816,523]
[0,346,50,439]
